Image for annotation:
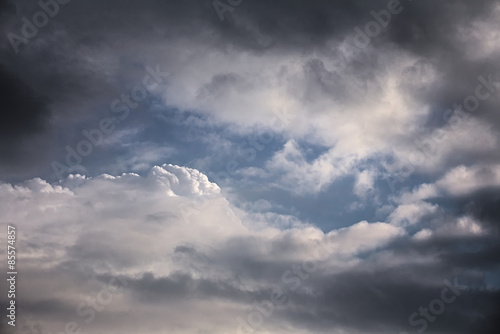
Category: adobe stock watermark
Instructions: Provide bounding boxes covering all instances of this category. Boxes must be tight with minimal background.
[338,0,405,64]
[236,239,330,333]
[207,106,294,187]
[382,69,500,193]
[51,64,169,180]
[6,307,43,334]
[212,0,244,22]
[46,274,128,334]
[400,277,466,334]
[7,0,73,54]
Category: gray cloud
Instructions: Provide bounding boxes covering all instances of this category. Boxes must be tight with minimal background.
[1,1,500,333]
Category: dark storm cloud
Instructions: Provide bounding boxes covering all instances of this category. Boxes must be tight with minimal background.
[369,0,500,147]
[111,232,500,333]
[1,2,500,332]
[133,229,499,333]
[0,0,14,13]
[454,186,500,234]
[382,234,500,274]
[22,298,75,317]
[0,63,50,138]
[421,181,500,237]
[233,231,500,333]
[0,62,57,180]
[1,0,498,180]
[279,267,500,334]
[123,271,258,304]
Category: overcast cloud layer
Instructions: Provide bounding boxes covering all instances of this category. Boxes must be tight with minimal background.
[1,0,500,333]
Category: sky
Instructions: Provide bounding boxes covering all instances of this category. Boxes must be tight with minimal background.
[0,0,500,333]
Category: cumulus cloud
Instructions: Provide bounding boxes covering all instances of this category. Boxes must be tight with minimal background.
[0,165,413,333]
[2,0,500,333]
[437,164,500,196]
[1,165,499,333]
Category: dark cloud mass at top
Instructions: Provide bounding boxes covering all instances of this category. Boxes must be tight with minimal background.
[0,64,50,137]
[0,0,499,333]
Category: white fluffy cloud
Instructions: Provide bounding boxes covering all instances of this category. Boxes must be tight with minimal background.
[388,202,438,227]
[142,41,445,194]
[436,164,500,196]
[399,164,500,203]
[156,40,500,195]
[0,164,406,334]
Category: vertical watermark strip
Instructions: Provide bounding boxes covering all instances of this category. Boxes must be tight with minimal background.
[6,225,17,327]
